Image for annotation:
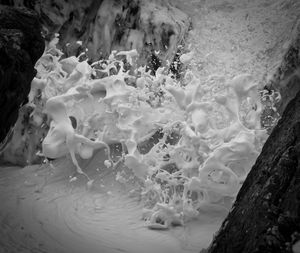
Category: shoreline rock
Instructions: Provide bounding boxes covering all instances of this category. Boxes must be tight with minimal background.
[0,6,44,148]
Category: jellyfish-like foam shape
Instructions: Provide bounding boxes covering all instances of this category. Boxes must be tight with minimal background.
[42,96,111,179]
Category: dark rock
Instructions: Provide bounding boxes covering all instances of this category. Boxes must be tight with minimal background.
[0,5,44,149]
[0,5,45,63]
[207,88,300,253]
[1,105,48,165]
[266,20,300,115]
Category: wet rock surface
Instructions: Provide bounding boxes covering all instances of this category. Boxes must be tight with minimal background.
[2,0,190,71]
[0,5,44,148]
[266,20,300,114]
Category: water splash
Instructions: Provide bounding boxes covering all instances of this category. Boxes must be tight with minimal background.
[29,35,278,230]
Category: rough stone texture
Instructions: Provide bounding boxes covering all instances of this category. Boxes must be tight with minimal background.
[266,20,300,114]
[207,88,300,253]
[1,105,49,165]
[0,5,44,150]
[2,0,190,71]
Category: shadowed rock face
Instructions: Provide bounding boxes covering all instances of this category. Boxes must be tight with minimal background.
[0,5,44,63]
[3,0,190,71]
[266,20,300,115]
[0,6,44,149]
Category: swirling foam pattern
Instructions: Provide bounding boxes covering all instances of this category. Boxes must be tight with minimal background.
[0,147,220,253]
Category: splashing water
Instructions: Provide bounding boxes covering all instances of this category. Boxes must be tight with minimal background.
[29,33,279,231]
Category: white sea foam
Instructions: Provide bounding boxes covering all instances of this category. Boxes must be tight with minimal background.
[30,35,278,230]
